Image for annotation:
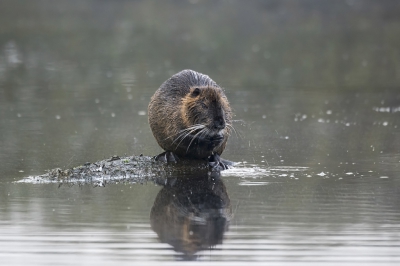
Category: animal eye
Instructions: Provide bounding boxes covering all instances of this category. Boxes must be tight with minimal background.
[191,88,200,97]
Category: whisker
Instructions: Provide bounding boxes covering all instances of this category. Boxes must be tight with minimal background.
[173,125,206,150]
[226,123,241,139]
[175,125,204,138]
[200,127,209,139]
[186,128,206,154]
[163,124,204,141]
[172,127,200,147]
[174,124,204,135]
[225,124,233,136]
[231,119,245,124]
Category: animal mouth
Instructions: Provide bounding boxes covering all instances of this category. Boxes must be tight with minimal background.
[209,133,224,145]
[173,125,225,153]
[211,134,223,142]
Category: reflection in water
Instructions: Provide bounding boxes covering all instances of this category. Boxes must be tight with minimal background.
[1,1,400,264]
[150,174,231,259]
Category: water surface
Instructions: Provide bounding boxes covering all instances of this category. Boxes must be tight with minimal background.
[1,1,400,265]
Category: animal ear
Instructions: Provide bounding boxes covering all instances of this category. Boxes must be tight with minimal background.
[191,88,200,97]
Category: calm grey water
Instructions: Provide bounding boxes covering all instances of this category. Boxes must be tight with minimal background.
[1,1,400,265]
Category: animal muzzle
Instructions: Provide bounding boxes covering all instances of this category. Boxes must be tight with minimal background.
[209,131,225,147]
[213,116,226,130]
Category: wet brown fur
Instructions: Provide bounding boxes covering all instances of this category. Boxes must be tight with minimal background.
[148,70,232,160]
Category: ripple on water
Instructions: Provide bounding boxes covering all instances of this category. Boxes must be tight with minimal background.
[222,163,310,185]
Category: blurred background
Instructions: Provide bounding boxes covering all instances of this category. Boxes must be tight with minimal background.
[1,0,399,179]
[1,1,400,264]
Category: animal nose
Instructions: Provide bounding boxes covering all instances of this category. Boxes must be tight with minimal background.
[213,116,225,130]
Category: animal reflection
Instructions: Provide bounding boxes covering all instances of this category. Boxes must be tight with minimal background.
[150,174,231,258]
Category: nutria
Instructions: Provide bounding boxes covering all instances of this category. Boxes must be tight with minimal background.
[148,69,233,169]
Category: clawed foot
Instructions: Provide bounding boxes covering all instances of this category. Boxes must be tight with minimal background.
[208,154,234,171]
[155,151,234,171]
[155,151,180,163]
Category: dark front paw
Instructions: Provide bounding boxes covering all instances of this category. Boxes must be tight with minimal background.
[155,151,180,163]
[208,154,234,171]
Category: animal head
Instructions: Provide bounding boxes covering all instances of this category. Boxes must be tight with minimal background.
[181,86,231,135]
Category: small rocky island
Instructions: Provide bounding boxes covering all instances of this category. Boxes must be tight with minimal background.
[19,155,220,186]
